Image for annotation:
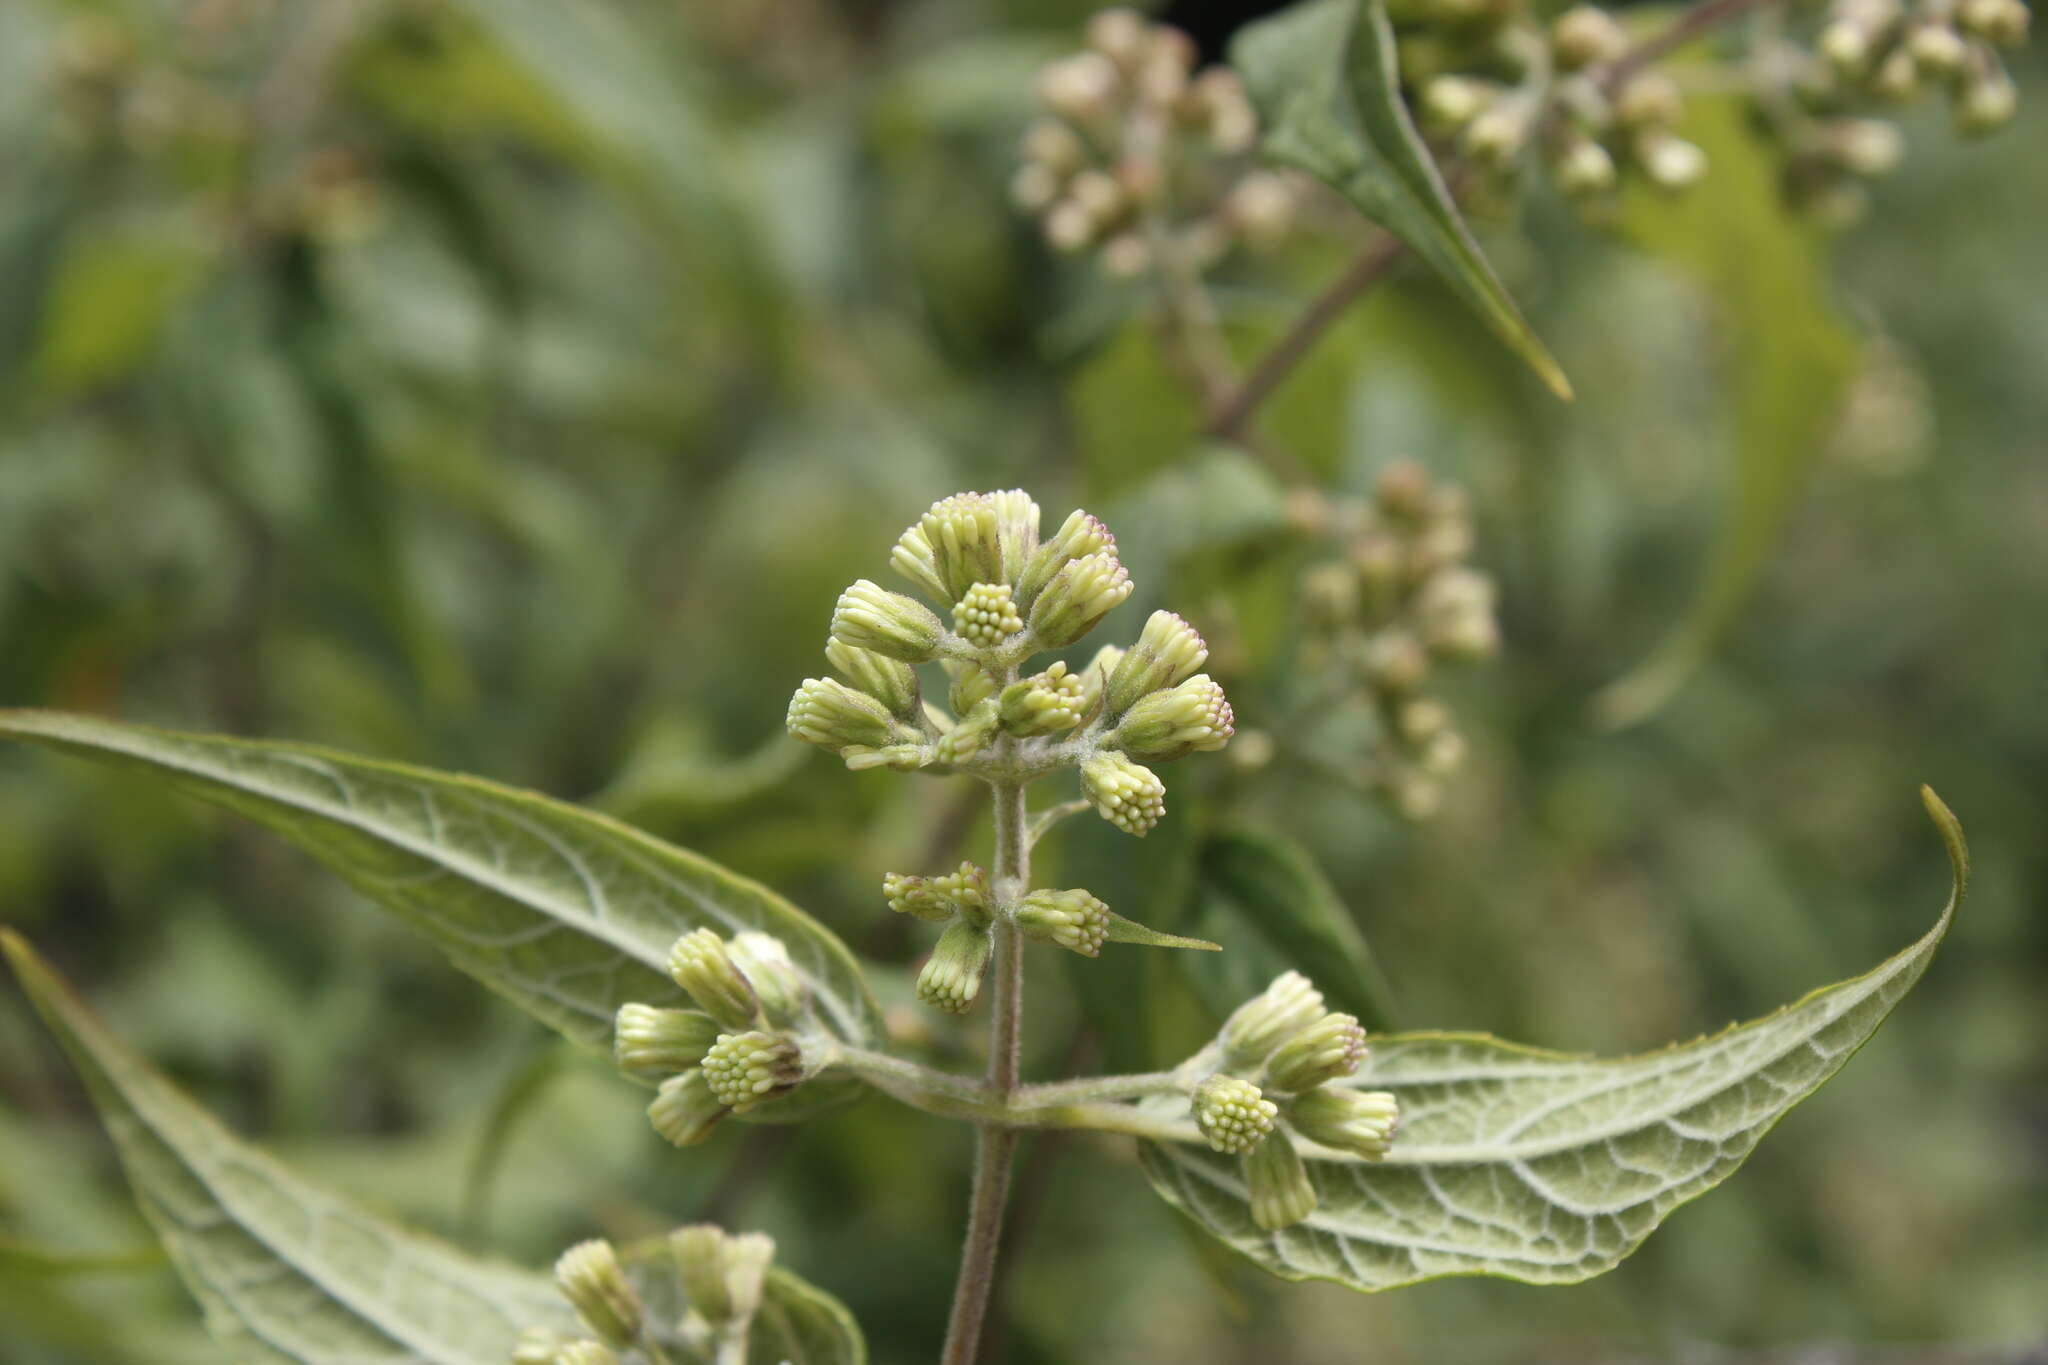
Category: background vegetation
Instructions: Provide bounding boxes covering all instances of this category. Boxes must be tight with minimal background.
[0,0,2041,1361]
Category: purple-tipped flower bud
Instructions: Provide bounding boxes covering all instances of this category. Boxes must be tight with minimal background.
[1018,509,1118,608]
[1221,971,1326,1066]
[1288,1087,1401,1160]
[999,661,1090,736]
[1113,673,1234,761]
[667,929,762,1032]
[1105,610,1209,716]
[882,861,992,926]
[701,1031,804,1113]
[1028,552,1132,647]
[1265,1013,1367,1092]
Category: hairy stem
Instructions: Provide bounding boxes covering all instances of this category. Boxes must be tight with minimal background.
[940,779,1029,1365]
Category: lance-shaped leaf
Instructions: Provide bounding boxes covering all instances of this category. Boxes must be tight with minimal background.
[1142,787,1965,1291]
[1233,0,1571,399]
[0,711,883,1070]
[2,930,575,1363]
[3,935,868,1365]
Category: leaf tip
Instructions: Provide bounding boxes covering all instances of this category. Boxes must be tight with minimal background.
[1918,785,1969,899]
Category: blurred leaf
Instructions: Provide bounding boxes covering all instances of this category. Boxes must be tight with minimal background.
[0,712,885,1072]
[1199,825,1400,1033]
[3,931,577,1362]
[1593,98,1861,727]
[626,1239,868,1365]
[32,223,211,399]
[1232,0,1570,399]
[0,1235,165,1275]
[1145,788,1966,1292]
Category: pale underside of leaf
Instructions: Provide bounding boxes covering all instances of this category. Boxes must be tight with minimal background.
[1142,788,1966,1292]
[1232,0,1571,399]
[0,710,882,1062]
[4,931,576,1365]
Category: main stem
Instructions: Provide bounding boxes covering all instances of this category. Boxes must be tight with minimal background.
[940,778,1028,1365]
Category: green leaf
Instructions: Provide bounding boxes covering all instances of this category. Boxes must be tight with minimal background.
[1145,787,1966,1291]
[1232,0,1571,399]
[1103,912,1221,953]
[1592,98,1861,727]
[0,711,884,1068]
[1199,826,1400,1033]
[2,931,577,1363]
[751,1268,869,1365]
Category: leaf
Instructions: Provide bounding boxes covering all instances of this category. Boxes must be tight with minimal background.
[2,930,578,1363]
[1199,826,1400,1033]
[1103,912,1221,953]
[1232,0,1571,399]
[750,1268,869,1365]
[1592,98,1861,727]
[1144,787,1966,1292]
[0,711,884,1070]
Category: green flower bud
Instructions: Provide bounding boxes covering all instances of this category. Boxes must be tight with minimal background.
[787,677,905,753]
[1221,971,1326,1066]
[1636,129,1708,190]
[999,661,1090,736]
[882,861,992,926]
[1957,0,2030,45]
[1265,1013,1367,1092]
[1905,20,1968,75]
[1551,5,1628,68]
[936,697,1002,764]
[1037,51,1120,123]
[1112,674,1233,762]
[1615,72,1683,128]
[554,1240,642,1349]
[727,932,808,1025]
[1244,1129,1319,1230]
[672,1224,775,1328]
[911,493,1010,601]
[1016,509,1117,608]
[947,660,999,714]
[1014,888,1111,956]
[1361,630,1429,693]
[648,1068,726,1147]
[890,522,951,602]
[513,1328,578,1365]
[840,742,929,772]
[1022,118,1086,176]
[1421,74,1496,131]
[1955,62,2018,134]
[1287,1087,1401,1160]
[917,918,994,1014]
[1193,1075,1277,1154]
[1869,48,1920,100]
[557,1343,621,1365]
[1462,103,1531,167]
[1105,610,1208,716]
[1421,728,1467,776]
[614,1004,720,1078]
[1011,162,1061,213]
[825,638,920,719]
[1028,552,1132,647]
[701,1031,804,1113]
[832,579,945,662]
[1081,751,1166,836]
[1553,135,1617,196]
[667,929,763,1032]
[953,581,1026,649]
[1397,697,1451,745]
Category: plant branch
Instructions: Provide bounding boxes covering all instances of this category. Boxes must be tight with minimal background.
[1205,0,1779,443]
[1025,798,1091,849]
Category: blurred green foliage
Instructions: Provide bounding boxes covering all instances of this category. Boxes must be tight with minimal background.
[0,1,2042,1362]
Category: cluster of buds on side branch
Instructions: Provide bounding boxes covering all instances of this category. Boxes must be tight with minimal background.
[1297,460,1496,819]
[1014,8,1306,277]
[517,1224,779,1365]
[1183,972,1401,1230]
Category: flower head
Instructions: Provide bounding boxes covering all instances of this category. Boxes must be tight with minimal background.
[953,581,1026,649]
[701,1031,804,1113]
[1028,551,1132,647]
[554,1240,642,1349]
[1265,1012,1367,1092]
[825,638,920,719]
[1220,971,1325,1067]
[1081,751,1166,836]
[1245,1129,1318,1230]
[831,580,945,662]
[667,929,762,1032]
[882,861,992,926]
[1105,610,1208,716]
[1287,1087,1400,1161]
[647,1069,726,1147]
[999,661,1091,736]
[1193,1074,1277,1154]
[614,1004,720,1079]
[1112,673,1233,761]
[917,918,994,1014]
[1014,888,1112,956]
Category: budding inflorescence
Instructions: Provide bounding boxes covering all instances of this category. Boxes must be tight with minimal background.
[1296,461,1497,819]
[525,1223,784,1365]
[1195,971,1402,1228]
[1016,8,1307,278]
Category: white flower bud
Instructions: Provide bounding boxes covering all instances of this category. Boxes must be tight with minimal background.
[1904,22,1967,75]
[1193,1075,1277,1154]
[1827,118,1903,177]
[1819,19,1873,71]
[614,1004,720,1079]
[1225,172,1297,249]
[1462,104,1531,166]
[1010,161,1062,213]
[1087,7,1151,67]
[1636,130,1708,190]
[882,861,992,925]
[946,659,999,714]
[1615,72,1683,128]
[1196,67,1259,152]
[999,661,1090,736]
[953,581,1026,649]
[1245,1129,1318,1230]
[1014,888,1112,956]
[648,1068,726,1147]
[825,638,920,719]
[1553,135,1617,195]
[1957,0,2030,44]
[1028,551,1132,647]
[1265,1013,1367,1092]
[917,918,994,1014]
[1045,198,1098,252]
[1421,75,1497,131]
[1037,52,1120,122]
[1361,629,1429,693]
[935,697,1002,764]
[1105,609,1208,716]
[672,1224,774,1329]
[1551,5,1628,68]
[1022,118,1087,175]
[1081,751,1166,836]
[832,579,945,661]
[1288,1087,1401,1160]
[1113,673,1234,761]
[513,1328,578,1364]
[1421,728,1468,776]
[554,1240,642,1349]
[787,677,903,754]
[1069,167,1126,228]
[701,1031,804,1113]
[727,932,807,1025]
[667,929,762,1032]
[1221,971,1326,1066]
[1955,63,2018,133]
[1869,48,1921,101]
[1016,508,1118,608]
[1100,231,1151,278]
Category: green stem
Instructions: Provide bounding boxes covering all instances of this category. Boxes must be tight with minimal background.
[940,780,1028,1365]
[822,1045,1196,1132]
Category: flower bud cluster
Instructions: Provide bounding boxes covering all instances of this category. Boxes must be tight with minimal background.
[1014,8,1307,278]
[1299,461,1496,819]
[612,928,816,1148]
[523,1224,779,1364]
[1192,971,1401,1230]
